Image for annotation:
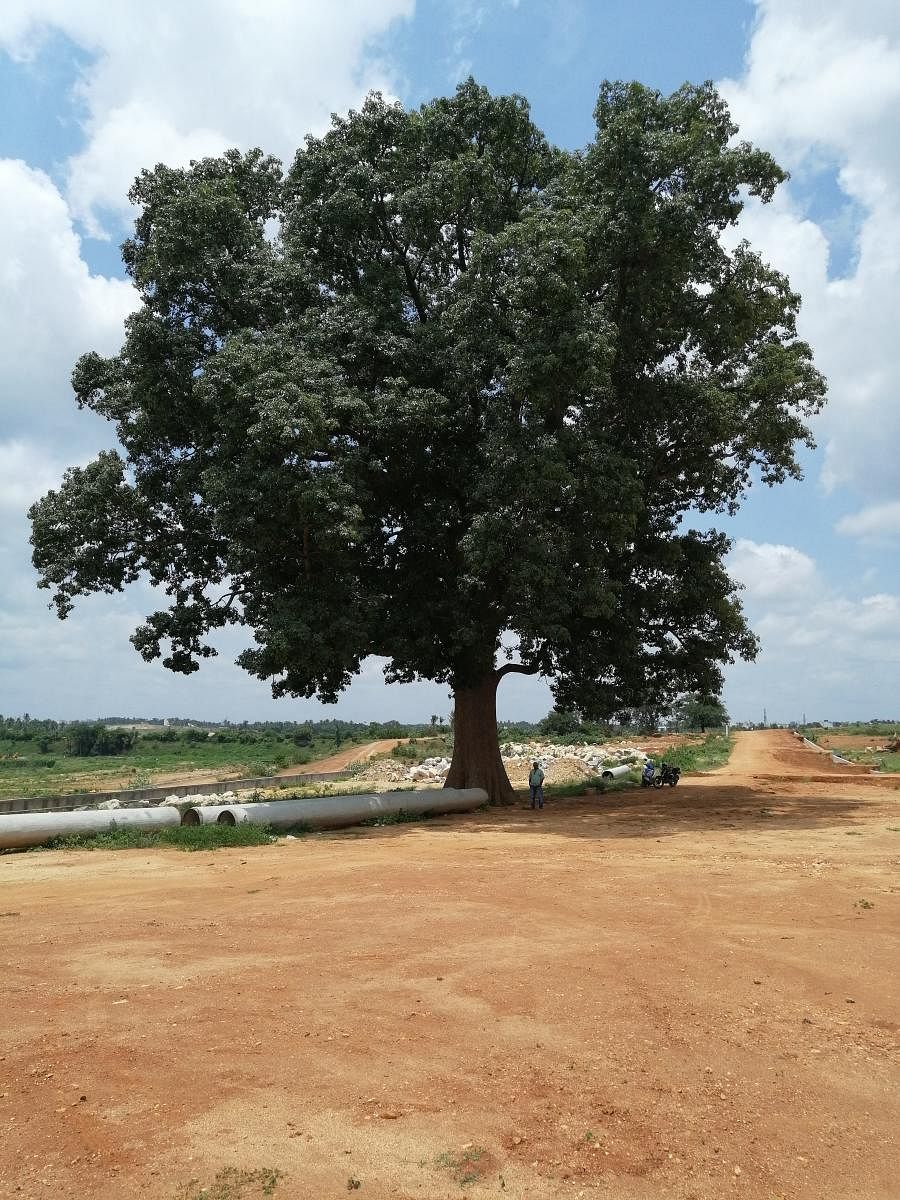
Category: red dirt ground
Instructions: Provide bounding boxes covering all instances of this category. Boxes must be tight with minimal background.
[1,730,897,1200]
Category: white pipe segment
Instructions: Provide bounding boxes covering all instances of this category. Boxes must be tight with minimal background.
[600,764,633,780]
[182,788,488,830]
[0,806,180,850]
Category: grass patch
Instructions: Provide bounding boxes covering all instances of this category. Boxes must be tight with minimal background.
[543,774,638,798]
[360,806,443,827]
[0,734,363,801]
[174,1166,283,1199]
[652,733,734,773]
[275,781,414,801]
[840,750,900,773]
[40,823,274,853]
[386,736,452,763]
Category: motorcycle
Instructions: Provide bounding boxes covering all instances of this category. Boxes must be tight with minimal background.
[654,762,681,788]
[640,761,656,788]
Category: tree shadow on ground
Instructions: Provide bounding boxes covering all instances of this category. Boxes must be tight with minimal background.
[315,779,900,845]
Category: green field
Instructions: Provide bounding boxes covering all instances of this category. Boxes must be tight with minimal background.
[0,727,371,801]
[831,749,900,773]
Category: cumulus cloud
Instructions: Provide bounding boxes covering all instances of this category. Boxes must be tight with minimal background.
[0,0,414,233]
[720,0,900,505]
[727,539,820,605]
[724,537,900,720]
[0,159,137,439]
[835,501,900,539]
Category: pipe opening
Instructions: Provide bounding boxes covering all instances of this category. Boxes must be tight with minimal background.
[216,810,236,826]
[182,809,201,826]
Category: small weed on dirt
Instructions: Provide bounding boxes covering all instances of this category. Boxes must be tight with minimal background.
[174,1166,283,1199]
[347,1177,361,1191]
[435,1146,488,1187]
[855,899,875,910]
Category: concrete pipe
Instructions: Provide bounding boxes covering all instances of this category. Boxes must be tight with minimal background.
[0,805,181,851]
[182,787,488,831]
[600,764,634,780]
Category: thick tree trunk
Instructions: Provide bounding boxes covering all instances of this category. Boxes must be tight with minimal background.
[444,670,519,807]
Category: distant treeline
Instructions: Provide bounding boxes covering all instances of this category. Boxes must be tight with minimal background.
[0,714,428,740]
[0,714,432,760]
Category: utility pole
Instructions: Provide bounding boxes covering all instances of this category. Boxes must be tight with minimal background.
[763,706,767,727]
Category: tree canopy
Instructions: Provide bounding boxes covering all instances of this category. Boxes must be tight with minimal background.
[30,79,824,803]
[671,692,730,732]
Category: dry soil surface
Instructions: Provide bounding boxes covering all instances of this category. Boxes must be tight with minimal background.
[1,731,898,1200]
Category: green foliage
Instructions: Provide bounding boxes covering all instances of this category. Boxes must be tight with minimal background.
[539,707,583,737]
[0,725,369,801]
[670,693,729,732]
[801,721,899,735]
[64,722,137,757]
[389,737,452,762]
[653,734,734,772]
[833,749,900,774]
[29,79,823,793]
[41,822,275,853]
[544,774,638,798]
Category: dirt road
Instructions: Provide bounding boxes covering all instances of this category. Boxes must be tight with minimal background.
[273,738,403,777]
[704,730,870,780]
[1,731,897,1199]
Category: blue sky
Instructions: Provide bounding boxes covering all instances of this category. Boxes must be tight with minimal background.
[1,0,898,725]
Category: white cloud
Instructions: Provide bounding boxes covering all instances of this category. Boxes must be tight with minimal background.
[720,1,900,504]
[724,538,900,721]
[727,538,819,605]
[0,159,137,441]
[0,0,414,233]
[836,501,900,539]
[0,441,71,515]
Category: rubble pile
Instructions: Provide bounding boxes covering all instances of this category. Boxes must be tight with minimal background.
[407,757,453,783]
[400,742,646,786]
[500,742,645,771]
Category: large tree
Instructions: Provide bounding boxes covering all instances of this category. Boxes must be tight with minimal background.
[30,80,824,804]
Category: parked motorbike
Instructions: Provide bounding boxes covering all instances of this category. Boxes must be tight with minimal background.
[640,762,656,788]
[654,761,681,788]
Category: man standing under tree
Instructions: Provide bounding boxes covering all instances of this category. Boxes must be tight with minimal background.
[529,761,545,810]
[28,79,824,805]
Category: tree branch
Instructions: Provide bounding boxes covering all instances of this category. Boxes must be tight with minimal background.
[495,662,539,681]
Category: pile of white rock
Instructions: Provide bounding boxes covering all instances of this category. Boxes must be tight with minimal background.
[499,742,645,771]
[96,796,150,809]
[403,742,646,783]
[407,757,453,782]
[160,790,244,808]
